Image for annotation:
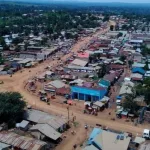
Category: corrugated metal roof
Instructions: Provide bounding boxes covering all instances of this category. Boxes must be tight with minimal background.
[19,120,29,128]
[82,145,98,150]
[30,124,62,140]
[93,130,131,150]
[0,142,10,149]
[25,109,67,130]
[0,132,46,150]
[71,59,88,67]
[46,80,65,89]
[94,101,104,107]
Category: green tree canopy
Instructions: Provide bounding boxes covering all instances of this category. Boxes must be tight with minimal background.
[0,53,4,65]
[117,32,123,38]
[119,55,126,62]
[0,37,6,46]
[122,94,139,114]
[135,77,150,105]
[0,92,26,127]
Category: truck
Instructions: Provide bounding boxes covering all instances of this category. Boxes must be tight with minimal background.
[143,129,150,139]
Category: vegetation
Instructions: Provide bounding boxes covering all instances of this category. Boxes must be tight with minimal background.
[0,92,26,127]
[98,63,107,78]
[117,32,123,38]
[110,25,114,31]
[141,45,150,56]
[122,94,139,114]
[119,55,126,62]
[0,4,101,41]
[128,60,133,68]
[0,53,4,65]
[135,78,150,105]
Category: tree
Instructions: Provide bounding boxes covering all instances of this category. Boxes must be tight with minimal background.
[98,63,107,78]
[103,15,109,22]
[117,32,123,38]
[0,53,4,65]
[141,45,150,56]
[12,37,23,45]
[135,78,150,105]
[122,94,139,114]
[110,25,114,31]
[0,37,6,46]
[0,92,26,127]
[119,55,126,62]
[128,60,133,68]
[122,24,128,30]
[144,88,150,105]
[144,61,149,70]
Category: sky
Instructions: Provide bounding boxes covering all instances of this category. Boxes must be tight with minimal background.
[50,0,150,3]
[5,0,150,3]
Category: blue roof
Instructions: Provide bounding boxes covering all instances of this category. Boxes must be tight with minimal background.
[71,86,107,97]
[121,111,128,115]
[116,96,122,99]
[132,67,145,75]
[88,128,102,145]
[99,79,110,87]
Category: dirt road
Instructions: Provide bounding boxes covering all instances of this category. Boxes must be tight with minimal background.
[0,28,145,150]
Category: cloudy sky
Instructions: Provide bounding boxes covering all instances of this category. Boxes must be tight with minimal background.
[52,0,150,3]
[8,0,150,3]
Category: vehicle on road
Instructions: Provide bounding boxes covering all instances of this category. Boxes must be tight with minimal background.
[143,129,150,139]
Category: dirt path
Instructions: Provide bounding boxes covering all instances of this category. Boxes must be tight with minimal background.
[0,27,145,150]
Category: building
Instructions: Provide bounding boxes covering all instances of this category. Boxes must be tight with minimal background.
[129,39,143,47]
[0,142,10,150]
[77,52,90,61]
[24,109,67,132]
[93,101,105,111]
[99,79,110,88]
[29,124,62,142]
[19,120,29,131]
[65,66,100,75]
[144,71,150,78]
[103,73,116,84]
[130,73,143,81]
[44,80,65,93]
[70,59,88,67]
[132,67,145,75]
[139,142,150,150]
[87,128,131,150]
[56,87,70,96]
[119,81,134,96]
[71,86,107,101]
[83,145,98,150]
[132,63,145,68]
[0,132,47,150]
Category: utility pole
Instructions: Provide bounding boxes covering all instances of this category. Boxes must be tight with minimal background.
[67,106,70,125]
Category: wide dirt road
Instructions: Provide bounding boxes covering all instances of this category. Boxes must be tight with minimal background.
[0,28,145,150]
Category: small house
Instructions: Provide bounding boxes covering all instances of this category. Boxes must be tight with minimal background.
[132,67,145,75]
[130,73,143,82]
[29,124,62,143]
[0,142,11,150]
[44,80,65,93]
[70,59,88,67]
[93,101,105,111]
[19,120,29,131]
[99,79,110,88]
[121,111,128,119]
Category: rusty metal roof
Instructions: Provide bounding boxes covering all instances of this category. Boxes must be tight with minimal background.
[0,132,46,150]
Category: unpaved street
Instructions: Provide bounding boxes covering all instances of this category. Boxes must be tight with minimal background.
[0,28,145,150]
